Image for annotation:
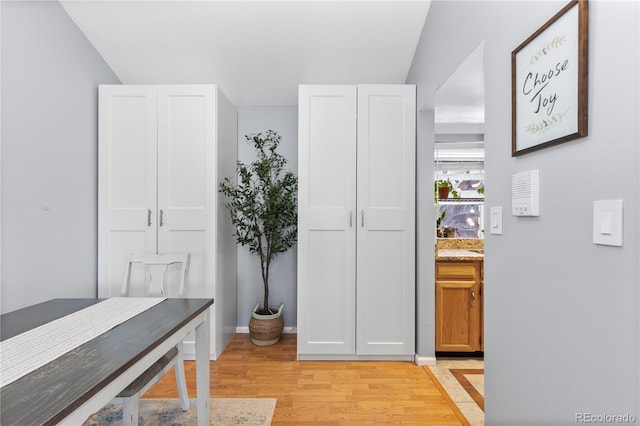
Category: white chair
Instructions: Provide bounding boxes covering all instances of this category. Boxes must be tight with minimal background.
[115,253,191,426]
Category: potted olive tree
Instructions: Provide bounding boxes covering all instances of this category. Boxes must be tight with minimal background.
[219,130,297,346]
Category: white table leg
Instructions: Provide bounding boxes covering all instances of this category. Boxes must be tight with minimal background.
[195,308,211,426]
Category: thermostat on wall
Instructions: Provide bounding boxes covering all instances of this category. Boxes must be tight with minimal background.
[512,169,540,216]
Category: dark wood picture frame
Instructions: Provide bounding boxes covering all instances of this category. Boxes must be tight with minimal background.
[511,0,588,156]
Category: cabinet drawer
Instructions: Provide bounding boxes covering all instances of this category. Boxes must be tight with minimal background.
[436,262,477,279]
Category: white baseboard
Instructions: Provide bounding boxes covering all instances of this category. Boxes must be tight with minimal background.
[414,355,437,366]
[299,354,414,362]
[182,328,297,360]
[235,326,297,334]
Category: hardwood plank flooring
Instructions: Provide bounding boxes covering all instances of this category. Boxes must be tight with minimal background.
[144,334,469,425]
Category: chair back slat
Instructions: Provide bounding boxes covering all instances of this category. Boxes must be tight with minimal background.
[121,254,190,297]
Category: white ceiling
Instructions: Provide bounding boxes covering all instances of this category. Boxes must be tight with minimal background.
[60,0,432,106]
[435,41,485,131]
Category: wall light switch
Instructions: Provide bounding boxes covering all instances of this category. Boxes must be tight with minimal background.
[593,200,623,246]
[599,212,613,235]
[489,206,503,235]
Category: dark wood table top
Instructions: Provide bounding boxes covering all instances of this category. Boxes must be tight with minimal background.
[0,298,213,426]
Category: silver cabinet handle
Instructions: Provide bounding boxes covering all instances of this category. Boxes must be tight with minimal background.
[147,209,152,227]
[361,210,364,227]
[471,289,476,307]
[160,209,164,227]
[349,210,353,227]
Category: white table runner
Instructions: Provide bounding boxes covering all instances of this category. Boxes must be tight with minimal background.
[0,297,165,388]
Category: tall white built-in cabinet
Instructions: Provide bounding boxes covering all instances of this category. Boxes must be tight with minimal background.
[297,85,416,360]
[98,85,237,360]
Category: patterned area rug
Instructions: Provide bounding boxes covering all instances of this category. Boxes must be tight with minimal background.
[84,398,276,426]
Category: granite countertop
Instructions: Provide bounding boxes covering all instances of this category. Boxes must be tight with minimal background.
[436,248,484,261]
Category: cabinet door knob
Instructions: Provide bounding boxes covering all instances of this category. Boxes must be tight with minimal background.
[470,289,476,307]
[147,209,152,227]
[361,210,365,227]
[160,209,164,227]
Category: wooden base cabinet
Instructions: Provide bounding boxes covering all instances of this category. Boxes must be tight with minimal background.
[98,84,237,359]
[435,261,483,352]
[297,85,416,360]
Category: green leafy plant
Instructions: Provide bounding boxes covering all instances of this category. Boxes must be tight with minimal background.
[436,210,459,238]
[436,210,446,238]
[434,179,460,202]
[442,226,459,238]
[219,130,298,315]
[528,35,567,66]
[525,110,568,134]
[436,210,446,229]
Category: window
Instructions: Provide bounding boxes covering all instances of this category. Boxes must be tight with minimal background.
[435,146,484,239]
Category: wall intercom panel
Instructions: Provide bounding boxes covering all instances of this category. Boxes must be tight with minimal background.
[512,169,540,216]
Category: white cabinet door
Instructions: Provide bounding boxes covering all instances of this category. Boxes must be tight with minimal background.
[297,86,357,355]
[157,86,215,300]
[356,85,416,355]
[98,86,158,298]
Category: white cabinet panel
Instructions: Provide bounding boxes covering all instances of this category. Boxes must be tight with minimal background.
[159,87,209,210]
[298,84,415,360]
[307,93,356,209]
[99,86,157,298]
[356,85,415,356]
[357,231,410,347]
[297,86,357,356]
[306,231,355,354]
[157,86,215,306]
[359,91,407,209]
[107,96,154,209]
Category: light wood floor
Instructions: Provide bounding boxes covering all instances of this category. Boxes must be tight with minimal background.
[145,334,469,425]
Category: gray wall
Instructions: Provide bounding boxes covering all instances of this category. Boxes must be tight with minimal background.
[1,1,120,313]
[406,0,639,423]
[235,106,298,329]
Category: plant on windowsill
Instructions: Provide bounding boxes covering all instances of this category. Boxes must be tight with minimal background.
[441,226,459,238]
[436,210,446,238]
[219,130,298,346]
[436,210,459,238]
[434,179,460,203]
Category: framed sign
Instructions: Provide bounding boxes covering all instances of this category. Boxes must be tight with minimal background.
[512,0,588,156]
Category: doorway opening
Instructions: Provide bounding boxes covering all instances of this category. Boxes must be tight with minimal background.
[431,41,486,425]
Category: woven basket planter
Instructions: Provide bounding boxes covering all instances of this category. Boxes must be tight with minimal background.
[249,303,284,346]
